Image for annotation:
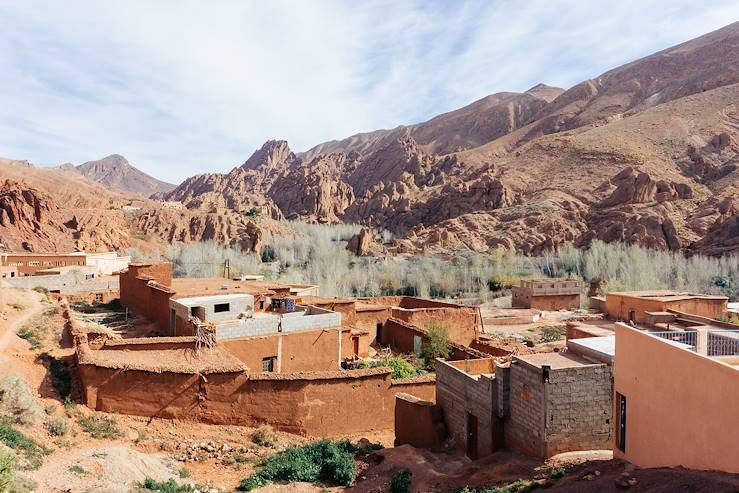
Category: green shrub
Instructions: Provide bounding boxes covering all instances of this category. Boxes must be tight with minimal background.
[78,414,121,439]
[178,467,190,479]
[550,468,566,480]
[0,421,50,470]
[384,358,421,379]
[0,449,15,492]
[136,478,198,492]
[0,376,43,426]
[537,325,566,343]
[391,469,412,493]
[68,465,87,475]
[252,424,277,447]
[16,327,41,351]
[238,439,357,491]
[45,416,70,437]
[420,323,451,369]
[32,287,49,297]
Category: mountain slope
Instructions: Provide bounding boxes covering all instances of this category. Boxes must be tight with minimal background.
[75,154,175,196]
[165,22,739,256]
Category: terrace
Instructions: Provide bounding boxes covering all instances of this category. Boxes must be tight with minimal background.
[651,329,739,367]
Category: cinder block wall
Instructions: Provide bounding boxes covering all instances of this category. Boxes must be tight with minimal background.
[436,360,498,458]
[504,359,613,458]
[544,365,613,456]
[504,360,546,457]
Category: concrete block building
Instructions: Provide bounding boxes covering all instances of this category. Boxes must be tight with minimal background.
[512,278,581,310]
[432,337,613,459]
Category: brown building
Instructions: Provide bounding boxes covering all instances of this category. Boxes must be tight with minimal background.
[604,290,728,325]
[512,279,581,310]
[2,251,130,276]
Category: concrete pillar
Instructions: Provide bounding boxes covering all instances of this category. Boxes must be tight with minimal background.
[277,335,283,373]
[696,328,709,356]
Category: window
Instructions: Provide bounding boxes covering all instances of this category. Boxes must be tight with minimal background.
[616,393,627,452]
[262,357,276,372]
[94,293,103,303]
[214,303,230,313]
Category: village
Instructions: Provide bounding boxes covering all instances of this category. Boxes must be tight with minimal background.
[1,250,738,492]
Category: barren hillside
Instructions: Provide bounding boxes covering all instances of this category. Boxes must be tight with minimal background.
[164,22,739,256]
[74,154,175,196]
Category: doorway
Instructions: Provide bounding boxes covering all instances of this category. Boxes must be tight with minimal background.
[466,412,478,459]
[628,310,636,324]
[617,393,627,452]
[351,336,360,357]
[170,309,176,335]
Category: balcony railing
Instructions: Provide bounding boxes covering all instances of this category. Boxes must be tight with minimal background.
[650,330,739,357]
[707,330,739,357]
[650,331,697,351]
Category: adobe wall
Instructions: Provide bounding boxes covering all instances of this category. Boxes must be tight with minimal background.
[513,289,580,310]
[436,358,499,458]
[614,323,739,473]
[381,318,486,360]
[5,253,86,276]
[394,393,445,449]
[221,328,358,372]
[605,294,727,324]
[503,358,612,458]
[78,363,435,437]
[119,263,174,323]
[664,298,727,320]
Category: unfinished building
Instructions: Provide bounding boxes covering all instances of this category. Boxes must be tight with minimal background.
[398,334,614,460]
[511,278,581,310]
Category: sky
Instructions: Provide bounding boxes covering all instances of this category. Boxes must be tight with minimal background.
[0,1,738,183]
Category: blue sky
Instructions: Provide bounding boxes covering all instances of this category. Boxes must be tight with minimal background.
[0,1,737,183]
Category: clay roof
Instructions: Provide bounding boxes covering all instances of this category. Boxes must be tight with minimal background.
[78,345,247,374]
[607,290,728,302]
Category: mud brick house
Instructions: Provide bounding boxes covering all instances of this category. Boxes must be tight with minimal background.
[512,278,581,310]
[605,290,728,325]
[614,322,739,473]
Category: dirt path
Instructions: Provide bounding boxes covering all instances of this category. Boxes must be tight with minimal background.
[0,292,44,353]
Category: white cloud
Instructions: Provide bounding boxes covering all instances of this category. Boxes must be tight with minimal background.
[0,0,737,183]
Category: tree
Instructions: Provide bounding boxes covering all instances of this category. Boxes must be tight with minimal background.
[420,322,451,369]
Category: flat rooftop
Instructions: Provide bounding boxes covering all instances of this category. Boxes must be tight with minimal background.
[80,346,247,374]
[171,278,288,297]
[175,293,254,306]
[516,351,593,369]
[607,290,728,302]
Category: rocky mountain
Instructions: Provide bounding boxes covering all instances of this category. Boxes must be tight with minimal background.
[75,154,175,196]
[0,162,266,254]
[165,22,739,256]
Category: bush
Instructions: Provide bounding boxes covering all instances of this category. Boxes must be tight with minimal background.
[178,467,190,479]
[78,414,121,439]
[420,323,451,369]
[0,450,15,492]
[238,439,357,491]
[537,325,566,343]
[391,469,412,493]
[0,421,50,470]
[384,358,421,379]
[136,478,198,492]
[252,425,277,447]
[45,416,70,437]
[68,465,87,475]
[0,376,43,426]
[16,327,41,351]
[32,287,49,297]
